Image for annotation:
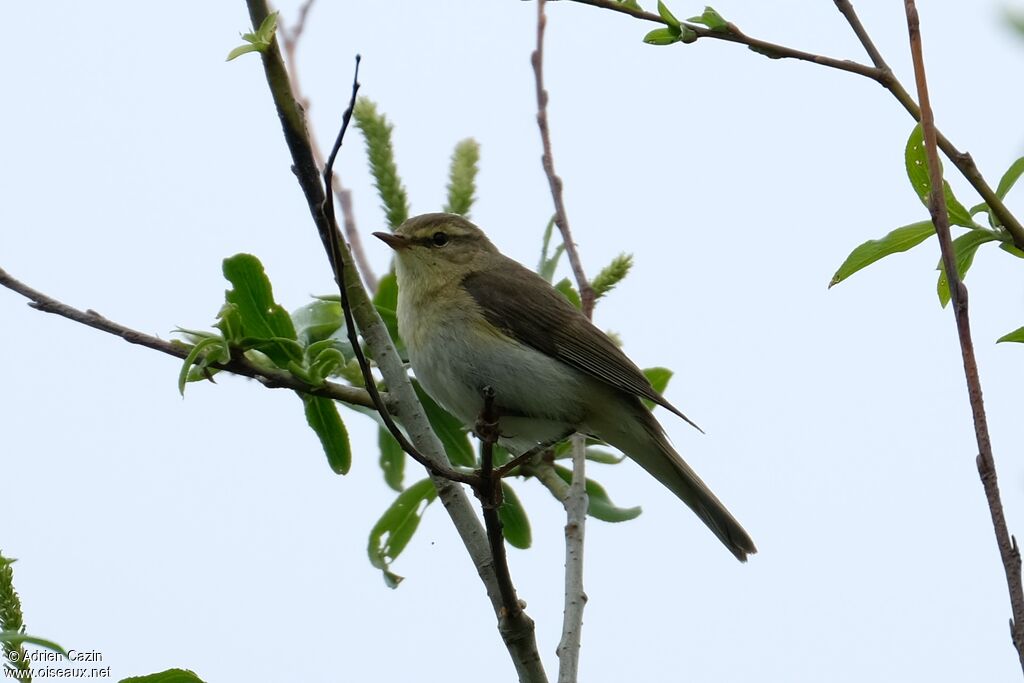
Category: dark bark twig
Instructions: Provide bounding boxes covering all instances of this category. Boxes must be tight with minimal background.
[476,388,526,620]
[244,2,548,679]
[279,0,378,292]
[0,266,381,410]
[902,1,1024,672]
[563,0,1024,250]
[533,0,594,318]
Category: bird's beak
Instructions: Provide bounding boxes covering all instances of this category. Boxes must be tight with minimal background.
[373,231,409,251]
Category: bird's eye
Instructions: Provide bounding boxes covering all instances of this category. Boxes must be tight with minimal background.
[431,231,449,247]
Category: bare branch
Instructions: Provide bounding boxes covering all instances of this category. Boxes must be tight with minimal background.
[564,0,1024,250]
[902,1,1024,671]
[278,0,379,292]
[556,434,588,683]
[0,266,381,410]
[244,2,548,679]
[533,0,594,318]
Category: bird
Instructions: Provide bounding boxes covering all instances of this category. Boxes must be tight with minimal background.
[374,213,756,561]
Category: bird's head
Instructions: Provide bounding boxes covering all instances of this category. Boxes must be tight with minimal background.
[374,213,499,290]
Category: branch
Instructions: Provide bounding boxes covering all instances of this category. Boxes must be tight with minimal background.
[563,0,1024,250]
[532,2,589,679]
[533,0,594,318]
[903,1,1024,672]
[278,0,378,292]
[0,266,381,410]
[556,434,588,683]
[243,2,547,679]
[477,388,526,620]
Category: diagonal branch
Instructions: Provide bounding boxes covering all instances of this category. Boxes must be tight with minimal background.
[0,266,381,410]
[243,2,548,680]
[902,0,1024,672]
[278,0,378,292]
[563,0,1024,250]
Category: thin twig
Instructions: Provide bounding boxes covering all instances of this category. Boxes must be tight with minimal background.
[533,0,594,318]
[903,1,1024,672]
[833,0,1024,249]
[320,59,476,488]
[564,0,1024,250]
[532,1,590,678]
[0,266,381,410]
[477,388,524,619]
[244,2,548,679]
[556,434,588,683]
[279,0,378,291]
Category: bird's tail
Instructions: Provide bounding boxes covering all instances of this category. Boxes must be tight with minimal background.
[597,400,757,562]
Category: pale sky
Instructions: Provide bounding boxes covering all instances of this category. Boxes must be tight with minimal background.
[3,2,1024,681]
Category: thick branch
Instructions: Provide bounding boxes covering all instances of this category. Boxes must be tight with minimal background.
[243,2,547,680]
[279,0,378,292]
[556,434,588,683]
[903,1,1024,672]
[0,266,380,410]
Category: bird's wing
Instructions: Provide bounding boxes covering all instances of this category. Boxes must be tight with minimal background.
[461,257,698,429]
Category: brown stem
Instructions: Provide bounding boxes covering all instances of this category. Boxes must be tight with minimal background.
[245,2,548,679]
[477,388,523,619]
[903,1,1024,672]
[533,0,594,317]
[279,0,379,292]
[564,0,1024,250]
[0,266,381,410]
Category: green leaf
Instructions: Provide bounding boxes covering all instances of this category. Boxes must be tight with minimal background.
[353,98,410,230]
[936,230,998,307]
[537,216,565,282]
[215,302,243,343]
[643,27,682,45]
[643,367,672,394]
[443,138,480,216]
[412,381,475,467]
[0,632,67,656]
[222,254,299,367]
[373,272,401,346]
[553,447,625,464]
[592,253,633,299]
[291,299,342,346]
[997,326,1024,344]
[657,0,680,26]
[120,670,207,683]
[177,337,229,395]
[585,448,625,464]
[378,428,405,492]
[498,483,532,549]
[904,125,974,228]
[554,278,582,309]
[553,466,642,523]
[687,6,728,31]
[302,396,352,474]
[367,478,437,588]
[996,156,1024,199]
[618,0,643,9]
[225,12,278,61]
[226,44,262,61]
[1000,243,1024,259]
[828,221,935,288]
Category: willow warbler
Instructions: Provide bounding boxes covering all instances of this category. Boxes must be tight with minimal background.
[374,213,756,561]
